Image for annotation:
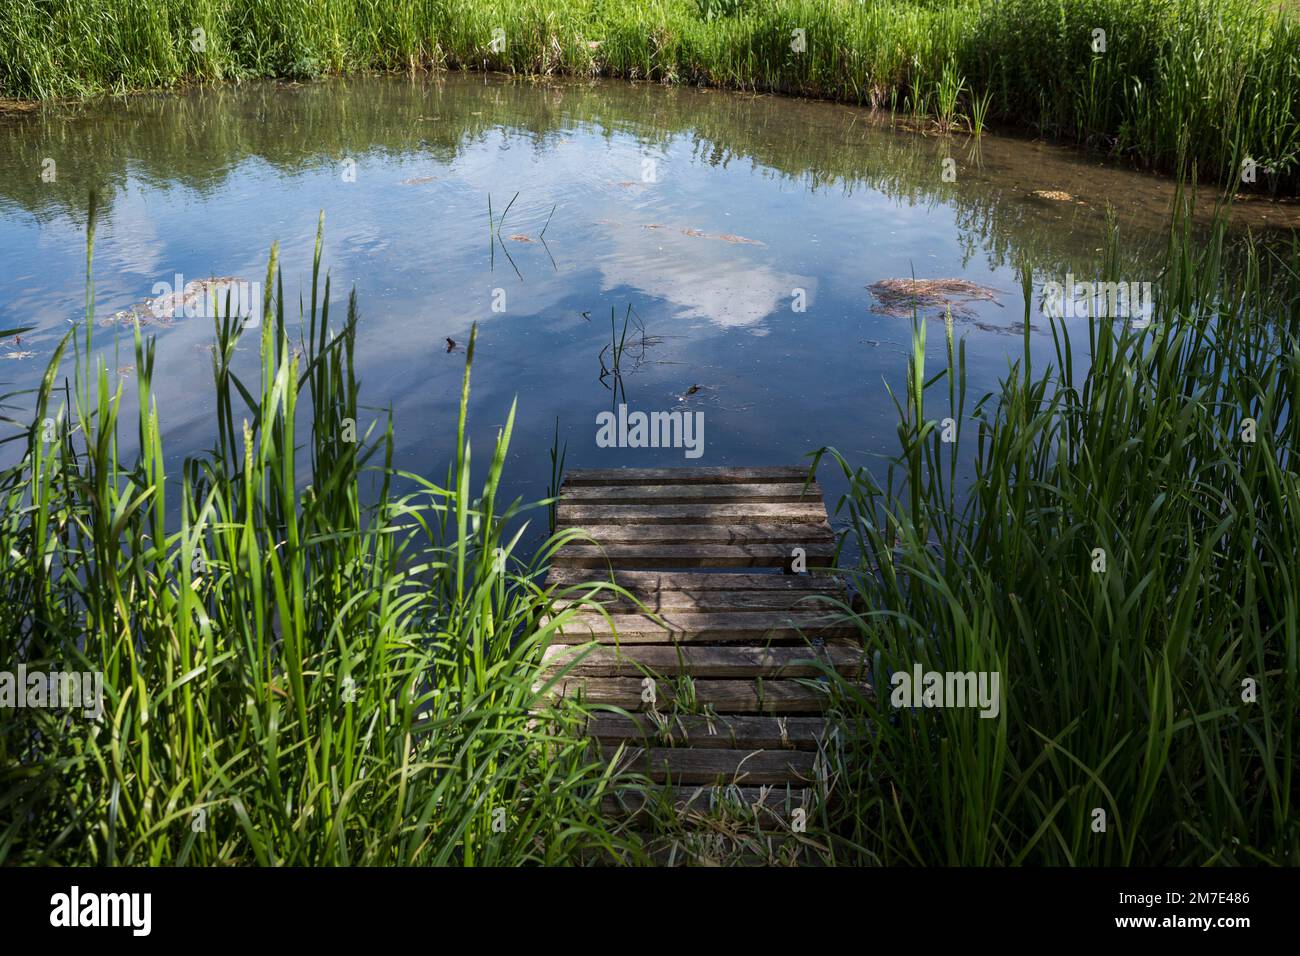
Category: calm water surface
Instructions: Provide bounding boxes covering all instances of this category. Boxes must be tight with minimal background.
[1,75,1292,549]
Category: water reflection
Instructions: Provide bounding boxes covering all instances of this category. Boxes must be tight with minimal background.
[0,75,1293,546]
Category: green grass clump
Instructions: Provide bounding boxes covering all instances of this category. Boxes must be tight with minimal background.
[816,198,1299,864]
[0,198,641,866]
[2,1,1298,192]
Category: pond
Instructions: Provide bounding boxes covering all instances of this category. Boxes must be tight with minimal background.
[1,74,1293,549]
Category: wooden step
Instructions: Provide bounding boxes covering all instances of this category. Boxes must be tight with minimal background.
[550,542,835,569]
[546,677,836,712]
[588,714,830,750]
[544,643,865,678]
[603,746,818,785]
[550,589,844,613]
[549,464,848,842]
[543,610,856,644]
[560,482,823,505]
[545,569,839,591]
[558,522,833,545]
[556,502,829,526]
[563,466,810,486]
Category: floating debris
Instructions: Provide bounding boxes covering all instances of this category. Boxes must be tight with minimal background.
[867,277,1001,318]
[1,350,34,360]
[104,276,257,327]
[400,175,437,185]
[446,337,457,352]
[507,234,533,243]
[675,226,763,244]
[150,277,252,320]
[605,220,764,244]
[1030,189,1079,203]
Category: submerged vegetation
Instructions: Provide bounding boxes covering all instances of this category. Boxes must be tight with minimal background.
[3,0,1300,191]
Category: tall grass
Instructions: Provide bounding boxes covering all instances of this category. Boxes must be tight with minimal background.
[816,196,1299,864]
[0,197,639,866]
[2,0,1299,192]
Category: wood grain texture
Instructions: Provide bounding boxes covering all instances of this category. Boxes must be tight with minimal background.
[544,568,841,591]
[542,610,857,643]
[550,542,835,569]
[549,589,846,613]
[556,502,828,526]
[544,643,865,678]
[557,522,833,545]
[545,677,836,712]
[560,482,823,505]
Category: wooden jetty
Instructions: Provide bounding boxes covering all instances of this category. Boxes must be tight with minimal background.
[540,465,863,834]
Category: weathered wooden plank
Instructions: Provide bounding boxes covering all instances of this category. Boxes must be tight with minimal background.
[544,643,865,678]
[544,569,840,591]
[550,542,835,569]
[587,714,830,750]
[550,589,845,613]
[560,482,823,505]
[601,785,813,819]
[557,522,833,545]
[603,746,818,785]
[556,502,827,526]
[564,466,809,486]
[543,610,856,644]
[547,677,835,712]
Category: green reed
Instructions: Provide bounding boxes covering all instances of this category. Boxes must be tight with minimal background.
[0,196,647,866]
[815,194,1298,865]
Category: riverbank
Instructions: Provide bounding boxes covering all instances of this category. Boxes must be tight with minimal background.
[2,0,1298,193]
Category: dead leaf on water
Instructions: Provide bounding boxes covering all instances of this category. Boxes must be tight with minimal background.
[508,234,533,242]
